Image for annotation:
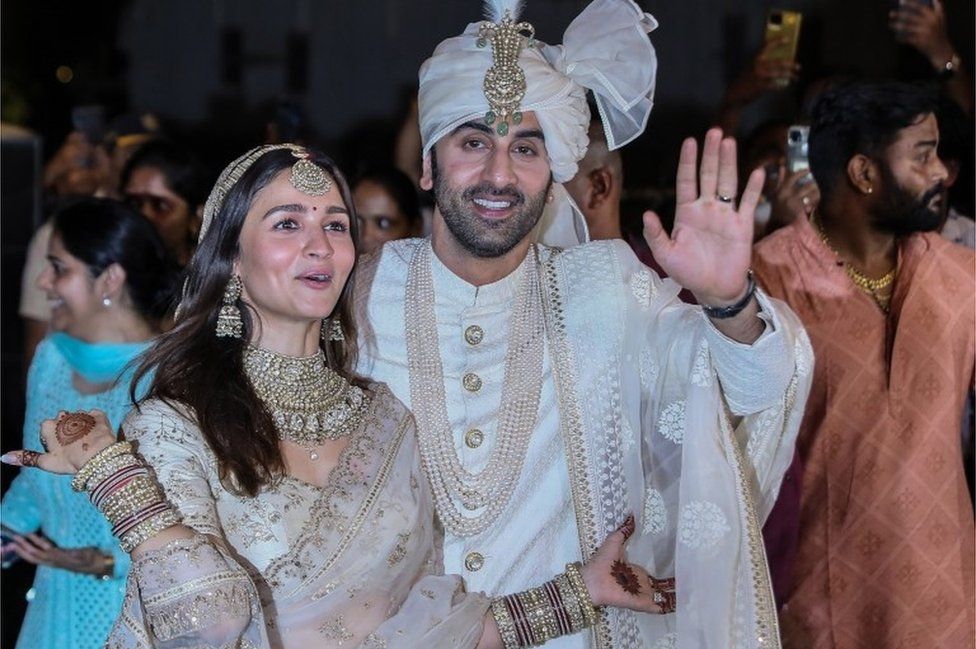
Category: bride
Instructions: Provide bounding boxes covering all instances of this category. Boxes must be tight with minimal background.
[3,144,666,648]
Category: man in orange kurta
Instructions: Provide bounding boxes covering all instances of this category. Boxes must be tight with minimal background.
[753,82,975,648]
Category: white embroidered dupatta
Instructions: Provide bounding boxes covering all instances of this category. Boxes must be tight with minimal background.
[108,387,490,648]
[540,241,813,649]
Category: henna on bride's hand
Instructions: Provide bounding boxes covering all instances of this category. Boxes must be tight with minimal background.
[20,450,40,468]
[653,589,676,614]
[649,575,676,613]
[616,513,636,541]
[55,412,96,447]
[611,560,642,596]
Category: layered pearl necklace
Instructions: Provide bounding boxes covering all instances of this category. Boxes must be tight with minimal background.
[405,242,545,537]
[243,345,369,460]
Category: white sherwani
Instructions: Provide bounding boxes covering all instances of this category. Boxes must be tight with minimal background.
[356,238,813,649]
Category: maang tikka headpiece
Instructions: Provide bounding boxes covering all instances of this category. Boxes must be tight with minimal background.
[177,143,334,319]
[199,144,333,242]
[477,1,535,136]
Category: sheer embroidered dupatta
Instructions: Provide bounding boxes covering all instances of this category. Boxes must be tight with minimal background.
[108,387,489,648]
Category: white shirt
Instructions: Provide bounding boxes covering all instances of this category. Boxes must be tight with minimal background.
[357,238,812,649]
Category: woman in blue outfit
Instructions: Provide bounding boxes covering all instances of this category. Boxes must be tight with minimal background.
[1,198,178,649]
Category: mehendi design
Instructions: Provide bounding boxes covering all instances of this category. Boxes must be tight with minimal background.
[650,575,676,614]
[617,513,636,541]
[611,560,641,596]
[55,412,96,446]
[20,450,40,467]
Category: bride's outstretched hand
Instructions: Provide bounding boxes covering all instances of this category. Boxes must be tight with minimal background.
[581,514,675,615]
[643,127,765,307]
[1,410,116,474]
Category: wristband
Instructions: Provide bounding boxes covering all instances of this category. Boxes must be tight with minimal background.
[701,272,756,320]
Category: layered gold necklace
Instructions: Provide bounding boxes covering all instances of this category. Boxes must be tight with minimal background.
[811,214,895,312]
[243,345,369,460]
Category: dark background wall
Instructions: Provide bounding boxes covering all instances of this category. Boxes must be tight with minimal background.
[4,0,973,178]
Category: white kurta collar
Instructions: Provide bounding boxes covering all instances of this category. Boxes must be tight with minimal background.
[429,245,529,308]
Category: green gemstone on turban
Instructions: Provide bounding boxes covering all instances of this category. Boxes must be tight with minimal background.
[497,121,509,136]
[485,111,496,125]
[513,112,522,125]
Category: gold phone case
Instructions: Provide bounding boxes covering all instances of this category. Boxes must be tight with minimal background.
[763,10,802,64]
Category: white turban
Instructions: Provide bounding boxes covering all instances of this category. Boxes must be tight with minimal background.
[418,0,658,246]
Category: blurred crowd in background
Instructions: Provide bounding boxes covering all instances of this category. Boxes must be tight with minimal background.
[0,0,973,647]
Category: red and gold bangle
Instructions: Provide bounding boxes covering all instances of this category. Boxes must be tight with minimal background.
[489,567,598,648]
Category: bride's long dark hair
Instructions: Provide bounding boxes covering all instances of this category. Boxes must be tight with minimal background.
[131,148,362,496]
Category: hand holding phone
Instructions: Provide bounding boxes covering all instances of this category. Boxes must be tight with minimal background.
[786,125,810,175]
[1,525,21,568]
[760,10,803,88]
[889,0,955,72]
[70,105,106,146]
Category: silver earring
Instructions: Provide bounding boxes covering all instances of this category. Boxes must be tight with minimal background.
[102,296,112,307]
[324,318,344,342]
[216,275,243,338]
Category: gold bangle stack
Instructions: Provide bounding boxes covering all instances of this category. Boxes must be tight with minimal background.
[489,562,601,648]
[564,561,599,628]
[72,442,135,492]
[117,508,181,553]
[554,572,587,632]
[74,441,182,553]
[490,598,521,649]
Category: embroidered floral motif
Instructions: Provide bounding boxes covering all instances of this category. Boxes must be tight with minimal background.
[362,633,388,648]
[311,581,339,601]
[145,580,252,641]
[639,349,659,390]
[642,488,667,535]
[387,533,410,566]
[657,400,686,444]
[795,331,813,378]
[226,500,280,548]
[678,500,731,550]
[320,615,354,644]
[619,418,637,454]
[690,339,712,387]
[577,313,630,551]
[651,632,677,649]
[746,406,782,464]
[264,392,406,592]
[540,245,614,647]
[630,268,656,309]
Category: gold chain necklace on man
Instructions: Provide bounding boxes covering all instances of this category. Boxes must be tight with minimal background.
[243,345,369,460]
[811,213,895,312]
[405,241,545,538]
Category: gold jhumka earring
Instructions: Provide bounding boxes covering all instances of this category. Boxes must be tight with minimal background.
[216,275,243,338]
[321,318,344,342]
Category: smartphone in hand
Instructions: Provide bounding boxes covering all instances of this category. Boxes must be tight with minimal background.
[786,125,810,174]
[1,525,20,568]
[762,10,803,88]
